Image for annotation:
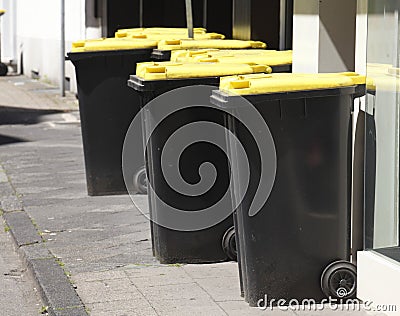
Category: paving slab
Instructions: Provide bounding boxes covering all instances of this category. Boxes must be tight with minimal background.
[0,218,43,315]
[3,210,42,246]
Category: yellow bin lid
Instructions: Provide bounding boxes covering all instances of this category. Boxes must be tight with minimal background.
[117,27,207,35]
[174,50,292,66]
[115,31,225,40]
[158,39,267,51]
[71,37,158,53]
[136,61,271,80]
[171,49,291,61]
[219,72,366,95]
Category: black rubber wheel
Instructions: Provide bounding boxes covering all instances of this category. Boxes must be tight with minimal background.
[222,226,237,261]
[321,260,357,299]
[133,167,148,194]
[0,63,8,76]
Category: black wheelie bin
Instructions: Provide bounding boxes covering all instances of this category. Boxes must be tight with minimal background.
[211,72,366,306]
[126,61,270,264]
[68,38,158,196]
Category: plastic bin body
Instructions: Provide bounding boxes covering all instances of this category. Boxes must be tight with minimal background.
[211,87,358,305]
[68,49,153,196]
[128,76,233,263]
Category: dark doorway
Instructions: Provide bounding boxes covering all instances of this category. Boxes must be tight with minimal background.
[233,0,293,49]
[102,0,233,38]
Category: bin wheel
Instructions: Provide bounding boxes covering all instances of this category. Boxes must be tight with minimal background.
[321,260,357,299]
[222,226,237,261]
[133,167,148,194]
[0,63,8,76]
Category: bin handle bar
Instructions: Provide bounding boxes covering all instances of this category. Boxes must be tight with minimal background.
[185,0,194,38]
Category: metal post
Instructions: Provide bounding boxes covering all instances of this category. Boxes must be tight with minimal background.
[60,0,65,97]
[139,0,143,28]
[185,0,194,38]
[279,0,286,50]
[203,0,207,29]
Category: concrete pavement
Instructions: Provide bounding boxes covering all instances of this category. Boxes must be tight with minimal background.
[0,76,386,316]
[0,215,43,315]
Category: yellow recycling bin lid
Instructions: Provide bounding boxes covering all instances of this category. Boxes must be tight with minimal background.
[173,50,292,66]
[158,39,267,51]
[135,61,271,81]
[117,27,207,35]
[115,31,225,40]
[0,9,5,16]
[171,49,282,61]
[171,48,293,61]
[219,72,366,95]
[71,38,158,53]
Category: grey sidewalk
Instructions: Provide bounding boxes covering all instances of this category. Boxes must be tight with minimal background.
[0,76,384,316]
[0,213,43,315]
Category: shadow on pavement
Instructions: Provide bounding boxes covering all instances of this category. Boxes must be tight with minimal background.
[0,134,27,146]
[0,105,63,125]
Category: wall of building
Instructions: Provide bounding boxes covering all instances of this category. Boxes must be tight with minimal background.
[0,0,17,65]
[292,0,357,73]
[15,0,86,90]
[0,0,102,92]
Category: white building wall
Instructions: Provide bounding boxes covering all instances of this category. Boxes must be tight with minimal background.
[358,251,400,315]
[15,0,86,89]
[0,0,101,92]
[0,0,17,64]
[292,0,356,73]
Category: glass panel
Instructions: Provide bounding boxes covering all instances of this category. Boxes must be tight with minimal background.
[365,0,400,251]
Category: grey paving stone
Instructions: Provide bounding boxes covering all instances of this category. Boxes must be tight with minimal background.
[49,306,89,316]
[20,242,53,260]
[86,299,157,316]
[183,262,240,279]
[30,258,85,311]
[194,276,242,302]
[0,181,13,197]
[137,282,211,301]
[1,194,23,212]
[293,305,386,316]
[218,300,295,315]
[126,266,194,286]
[0,224,43,315]
[73,270,128,282]
[74,278,142,304]
[3,211,42,246]
[0,168,8,183]
[149,297,225,316]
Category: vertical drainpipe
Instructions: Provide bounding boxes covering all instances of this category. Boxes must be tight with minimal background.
[60,0,65,97]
